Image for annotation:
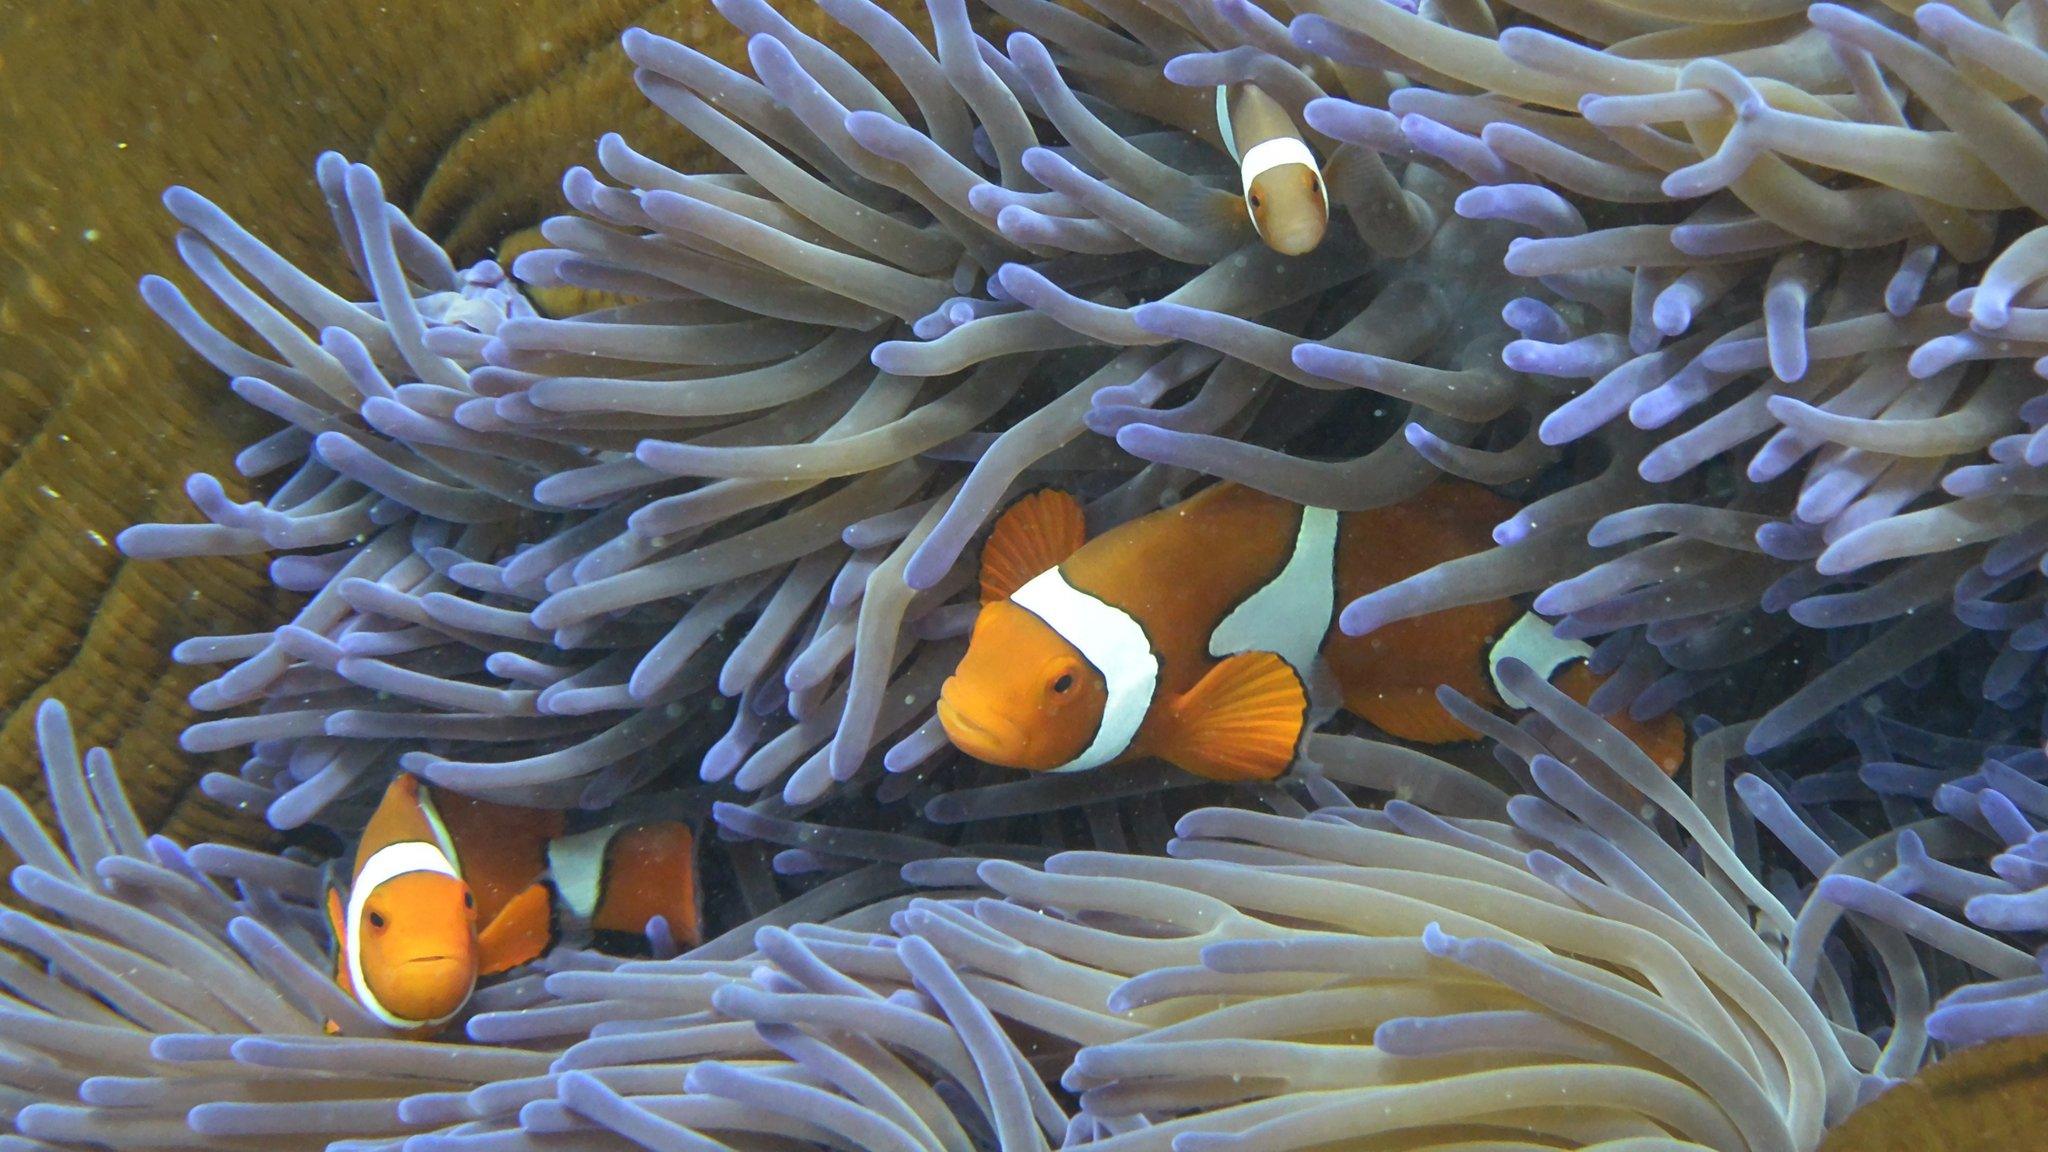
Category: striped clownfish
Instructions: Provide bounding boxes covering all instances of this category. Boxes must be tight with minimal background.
[1217,82,1328,257]
[936,482,1686,783]
[324,773,702,1035]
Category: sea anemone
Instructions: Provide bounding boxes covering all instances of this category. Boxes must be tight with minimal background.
[0,698,538,1149]
[18,664,2045,1149]
[1736,697,2048,1054]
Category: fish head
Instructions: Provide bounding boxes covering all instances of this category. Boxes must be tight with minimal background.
[1248,162,1328,257]
[939,600,1106,771]
[355,869,480,1024]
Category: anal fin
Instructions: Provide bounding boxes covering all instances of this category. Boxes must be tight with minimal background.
[981,489,1086,603]
[477,883,557,976]
[1551,663,1687,777]
[1352,687,1486,745]
[1161,651,1308,783]
[1304,657,1344,729]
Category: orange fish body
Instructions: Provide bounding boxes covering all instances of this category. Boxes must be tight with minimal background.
[940,481,1684,782]
[324,774,702,1034]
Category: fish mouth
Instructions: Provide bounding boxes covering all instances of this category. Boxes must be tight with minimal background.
[1259,211,1325,257]
[937,686,1020,765]
[399,955,461,967]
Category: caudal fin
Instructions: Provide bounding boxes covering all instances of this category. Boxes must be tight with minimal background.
[589,822,704,950]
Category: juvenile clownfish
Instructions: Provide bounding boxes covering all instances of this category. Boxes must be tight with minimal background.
[324,774,702,1034]
[937,482,1686,783]
[1218,82,1328,257]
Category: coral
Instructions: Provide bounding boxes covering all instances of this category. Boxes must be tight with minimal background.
[0,0,784,848]
[1811,1032,2048,1152]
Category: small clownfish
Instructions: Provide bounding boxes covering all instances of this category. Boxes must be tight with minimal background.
[324,773,702,1035]
[937,482,1686,783]
[1218,82,1328,257]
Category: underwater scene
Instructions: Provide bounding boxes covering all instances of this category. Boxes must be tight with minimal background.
[5,0,2048,1148]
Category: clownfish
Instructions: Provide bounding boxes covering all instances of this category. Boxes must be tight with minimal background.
[937,482,1685,783]
[324,773,702,1034]
[1218,82,1328,257]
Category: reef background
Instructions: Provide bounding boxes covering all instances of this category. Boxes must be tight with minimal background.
[0,0,836,846]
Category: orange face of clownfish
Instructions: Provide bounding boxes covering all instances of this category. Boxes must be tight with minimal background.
[1245,162,1328,257]
[332,851,482,1027]
[938,483,1694,785]
[938,600,1110,772]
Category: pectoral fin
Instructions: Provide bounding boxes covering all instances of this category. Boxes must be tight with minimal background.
[324,883,351,1033]
[1161,651,1308,782]
[325,883,348,976]
[477,883,557,976]
[981,488,1086,603]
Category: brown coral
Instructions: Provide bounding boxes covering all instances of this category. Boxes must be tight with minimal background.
[0,0,920,847]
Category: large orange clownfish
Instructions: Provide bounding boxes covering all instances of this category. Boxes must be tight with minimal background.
[938,481,1684,782]
[325,774,702,1034]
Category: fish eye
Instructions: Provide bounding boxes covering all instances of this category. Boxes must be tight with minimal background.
[463,891,474,909]
[368,911,387,930]
[1052,673,1075,694]
[1248,192,1262,209]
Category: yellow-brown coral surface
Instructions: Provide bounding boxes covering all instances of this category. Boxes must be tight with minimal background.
[0,0,916,845]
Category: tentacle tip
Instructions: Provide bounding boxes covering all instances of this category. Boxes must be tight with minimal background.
[1418,921,1459,956]
[1336,599,1385,638]
[1912,3,1966,34]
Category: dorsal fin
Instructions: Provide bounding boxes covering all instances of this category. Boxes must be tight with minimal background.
[981,488,1087,604]
[353,773,447,882]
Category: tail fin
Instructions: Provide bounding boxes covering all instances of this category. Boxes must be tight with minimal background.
[581,822,704,952]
